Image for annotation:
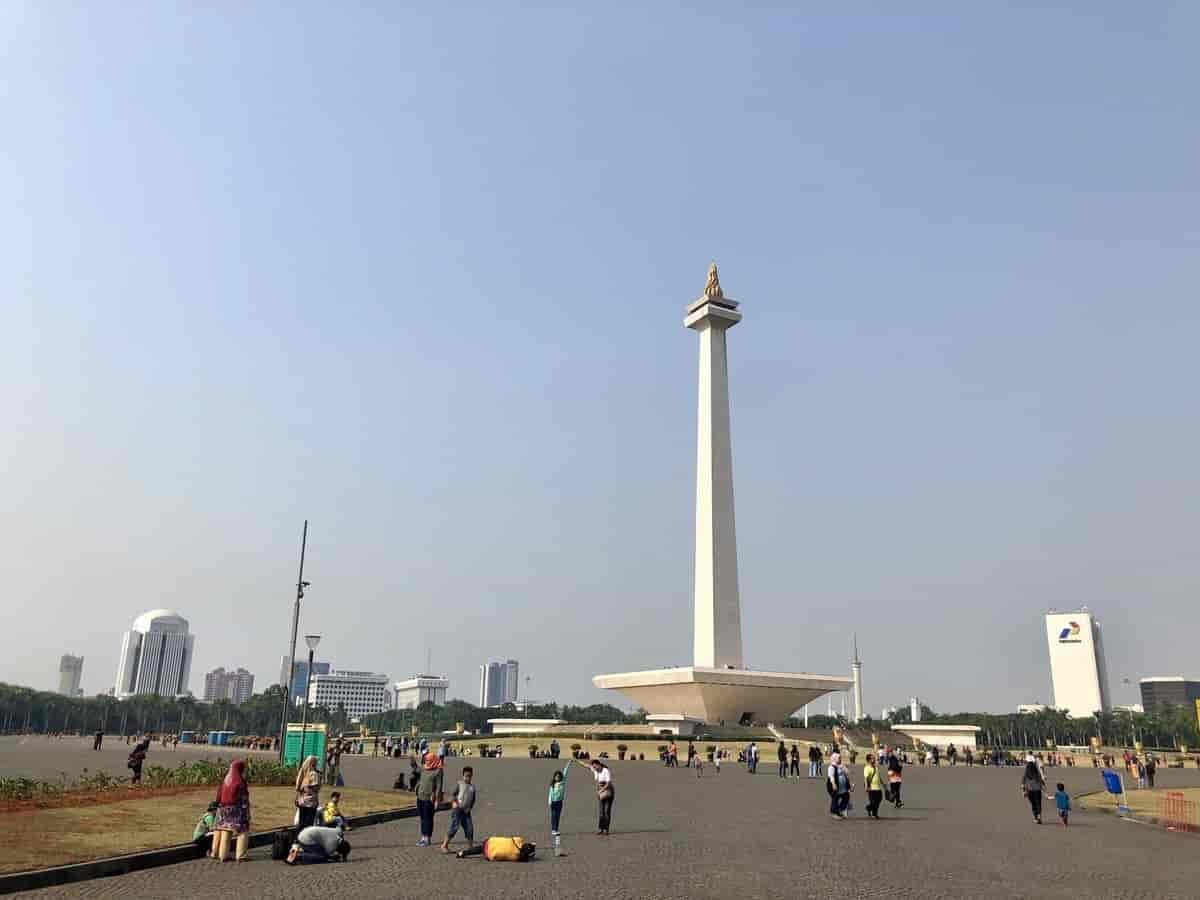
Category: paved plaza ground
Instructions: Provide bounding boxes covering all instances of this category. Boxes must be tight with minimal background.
[6,738,1200,899]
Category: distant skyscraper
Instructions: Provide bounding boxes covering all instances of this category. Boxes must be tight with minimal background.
[393,675,449,710]
[308,670,390,718]
[203,667,255,705]
[503,659,520,703]
[1139,677,1200,712]
[1045,608,1110,718]
[280,654,330,704]
[478,659,519,707]
[58,655,83,696]
[114,610,195,698]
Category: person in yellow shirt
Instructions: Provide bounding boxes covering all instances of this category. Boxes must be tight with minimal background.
[322,791,348,830]
[863,754,884,819]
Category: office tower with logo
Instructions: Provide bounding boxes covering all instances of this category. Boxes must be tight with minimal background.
[1045,608,1110,718]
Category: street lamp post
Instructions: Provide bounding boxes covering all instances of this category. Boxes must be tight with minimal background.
[298,634,321,765]
[278,520,310,761]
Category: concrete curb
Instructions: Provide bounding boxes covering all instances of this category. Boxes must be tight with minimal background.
[0,801,429,896]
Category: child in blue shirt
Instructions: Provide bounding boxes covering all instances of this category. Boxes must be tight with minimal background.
[1054,783,1070,826]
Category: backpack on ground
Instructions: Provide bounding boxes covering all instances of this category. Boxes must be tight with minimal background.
[272,827,298,861]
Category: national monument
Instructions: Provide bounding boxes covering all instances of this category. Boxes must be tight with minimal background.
[594,264,852,732]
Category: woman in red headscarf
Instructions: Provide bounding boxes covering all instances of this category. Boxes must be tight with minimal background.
[213,759,251,861]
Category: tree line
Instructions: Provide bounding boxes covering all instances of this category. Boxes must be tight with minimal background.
[0,682,643,739]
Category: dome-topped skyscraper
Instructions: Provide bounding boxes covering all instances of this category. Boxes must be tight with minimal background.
[114,609,195,698]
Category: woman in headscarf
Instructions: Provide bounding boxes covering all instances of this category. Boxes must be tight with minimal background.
[414,750,445,846]
[295,755,321,828]
[827,751,851,819]
[1021,759,1046,824]
[214,759,251,861]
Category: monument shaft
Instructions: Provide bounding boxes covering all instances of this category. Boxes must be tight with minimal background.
[688,301,743,670]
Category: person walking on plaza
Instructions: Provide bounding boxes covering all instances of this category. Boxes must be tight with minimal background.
[777,741,788,778]
[827,751,852,818]
[808,743,820,778]
[127,737,149,783]
[578,759,615,835]
[1021,759,1046,824]
[789,744,801,777]
[863,753,884,819]
[886,750,904,808]
[548,761,570,852]
[295,755,321,828]
[1136,758,1147,789]
[748,742,759,774]
[213,759,251,861]
[1146,755,1157,788]
[93,729,103,751]
[714,746,722,773]
[325,740,344,786]
[440,766,476,853]
[1054,782,1070,826]
[415,750,445,846]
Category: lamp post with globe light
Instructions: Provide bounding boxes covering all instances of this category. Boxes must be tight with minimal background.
[298,634,321,764]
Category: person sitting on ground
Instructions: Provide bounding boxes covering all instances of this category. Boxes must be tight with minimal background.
[286,825,350,864]
[323,791,349,830]
[193,801,219,856]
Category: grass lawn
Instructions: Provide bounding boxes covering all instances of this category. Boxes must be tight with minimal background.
[1078,786,1200,820]
[1,785,411,875]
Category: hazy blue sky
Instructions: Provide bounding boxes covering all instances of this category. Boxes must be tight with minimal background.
[3,4,1197,715]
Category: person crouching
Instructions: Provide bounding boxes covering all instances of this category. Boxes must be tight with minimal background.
[286,825,351,864]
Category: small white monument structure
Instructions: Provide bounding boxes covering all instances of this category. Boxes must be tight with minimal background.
[594,264,851,731]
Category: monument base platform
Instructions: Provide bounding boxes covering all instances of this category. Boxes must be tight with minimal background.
[593,666,853,726]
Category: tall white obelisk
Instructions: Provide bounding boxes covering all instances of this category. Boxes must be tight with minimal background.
[685,262,744,670]
[852,635,864,723]
[593,262,853,726]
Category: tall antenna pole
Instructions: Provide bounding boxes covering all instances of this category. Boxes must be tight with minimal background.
[278,520,309,761]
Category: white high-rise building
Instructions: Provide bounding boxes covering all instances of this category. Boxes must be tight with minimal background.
[393,675,449,710]
[58,654,84,696]
[503,659,520,703]
[308,670,390,719]
[114,610,195,699]
[1045,608,1110,719]
[478,660,519,707]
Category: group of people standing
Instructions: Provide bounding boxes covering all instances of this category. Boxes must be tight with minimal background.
[406,747,617,853]
[825,748,904,819]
